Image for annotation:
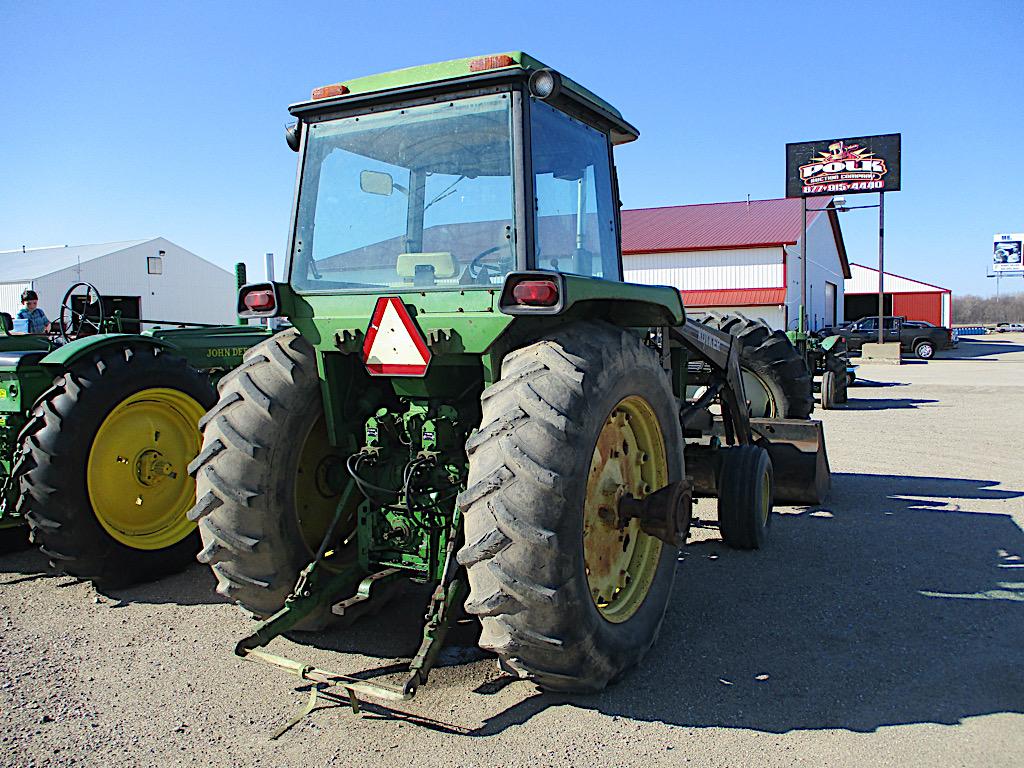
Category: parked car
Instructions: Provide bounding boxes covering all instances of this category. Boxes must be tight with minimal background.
[995,322,1024,333]
[834,316,955,359]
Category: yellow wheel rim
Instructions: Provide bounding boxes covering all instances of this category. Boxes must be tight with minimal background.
[742,370,778,418]
[583,395,668,624]
[87,388,205,550]
[293,414,351,558]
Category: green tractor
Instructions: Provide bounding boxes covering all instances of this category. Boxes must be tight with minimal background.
[786,328,851,410]
[0,278,271,586]
[190,52,831,713]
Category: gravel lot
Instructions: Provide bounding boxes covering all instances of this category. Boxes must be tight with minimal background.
[2,333,1022,768]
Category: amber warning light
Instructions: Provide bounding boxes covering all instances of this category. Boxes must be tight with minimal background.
[311,83,350,100]
[468,55,515,72]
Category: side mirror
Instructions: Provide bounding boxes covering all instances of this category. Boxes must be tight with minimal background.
[285,121,302,152]
[360,170,394,196]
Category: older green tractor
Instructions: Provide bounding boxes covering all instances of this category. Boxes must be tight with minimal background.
[190,53,831,714]
[0,280,271,587]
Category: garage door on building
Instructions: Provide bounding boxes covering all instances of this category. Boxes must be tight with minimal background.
[892,292,942,327]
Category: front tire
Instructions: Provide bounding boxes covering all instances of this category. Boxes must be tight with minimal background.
[458,322,683,693]
[820,370,836,410]
[717,445,773,550]
[825,353,848,404]
[14,343,214,588]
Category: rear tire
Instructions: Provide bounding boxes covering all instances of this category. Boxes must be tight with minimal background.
[717,445,773,550]
[14,344,214,588]
[700,313,814,419]
[915,341,934,360]
[189,328,375,631]
[459,322,683,693]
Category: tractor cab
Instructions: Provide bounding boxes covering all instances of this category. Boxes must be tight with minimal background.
[283,53,634,295]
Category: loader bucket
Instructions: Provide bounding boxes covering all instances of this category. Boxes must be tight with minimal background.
[749,418,831,505]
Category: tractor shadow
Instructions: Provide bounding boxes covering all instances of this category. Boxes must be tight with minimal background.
[945,338,1024,359]
[288,581,485,661]
[0,529,59,585]
[273,472,1024,736]
[468,472,1024,735]
[839,397,939,411]
[97,562,225,607]
[0,537,223,605]
[848,379,907,389]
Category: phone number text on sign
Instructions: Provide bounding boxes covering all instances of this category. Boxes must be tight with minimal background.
[802,180,886,194]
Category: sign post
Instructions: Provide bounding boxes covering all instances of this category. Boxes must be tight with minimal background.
[877,193,884,344]
[786,134,901,343]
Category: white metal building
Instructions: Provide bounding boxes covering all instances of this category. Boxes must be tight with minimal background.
[621,198,851,331]
[845,263,952,327]
[0,238,237,329]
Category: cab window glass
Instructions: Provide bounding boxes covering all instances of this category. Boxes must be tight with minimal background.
[530,100,618,279]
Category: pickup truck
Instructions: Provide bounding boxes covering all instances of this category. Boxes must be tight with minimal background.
[829,316,955,359]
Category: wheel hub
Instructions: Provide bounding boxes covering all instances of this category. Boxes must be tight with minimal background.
[134,449,178,487]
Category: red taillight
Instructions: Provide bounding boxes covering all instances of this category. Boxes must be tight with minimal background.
[512,280,559,307]
[311,83,350,100]
[243,289,275,312]
[469,54,515,72]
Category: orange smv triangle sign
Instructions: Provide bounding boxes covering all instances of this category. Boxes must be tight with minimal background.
[361,297,432,377]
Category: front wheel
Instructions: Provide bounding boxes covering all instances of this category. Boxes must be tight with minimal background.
[915,341,935,360]
[717,445,774,550]
[820,370,836,410]
[458,322,683,693]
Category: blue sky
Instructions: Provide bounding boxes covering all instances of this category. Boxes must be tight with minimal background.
[2,0,1022,296]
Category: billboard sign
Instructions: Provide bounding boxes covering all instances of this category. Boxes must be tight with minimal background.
[786,133,901,197]
[993,234,1024,273]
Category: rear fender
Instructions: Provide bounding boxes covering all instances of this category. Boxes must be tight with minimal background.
[498,272,685,327]
[38,334,174,372]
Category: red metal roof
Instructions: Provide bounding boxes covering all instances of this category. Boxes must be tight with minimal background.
[622,198,825,253]
[622,197,851,279]
[681,287,787,307]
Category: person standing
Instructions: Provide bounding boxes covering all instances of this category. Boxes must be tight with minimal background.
[17,290,51,334]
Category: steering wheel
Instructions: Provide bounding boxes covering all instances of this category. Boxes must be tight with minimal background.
[467,246,504,282]
[59,282,106,342]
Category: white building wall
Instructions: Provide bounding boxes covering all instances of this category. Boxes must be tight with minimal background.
[846,263,947,294]
[623,247,783,290]
[0,282,33,317]
[785,212,846,331]
[32,238,236,328]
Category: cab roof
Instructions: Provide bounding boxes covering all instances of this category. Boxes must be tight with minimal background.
[293,51,639,145]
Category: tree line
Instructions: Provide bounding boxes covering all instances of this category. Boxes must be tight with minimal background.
[954,291,1024,324]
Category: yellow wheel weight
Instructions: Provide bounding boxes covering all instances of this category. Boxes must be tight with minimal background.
[583,395,669,624]
[86,388,205,550]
